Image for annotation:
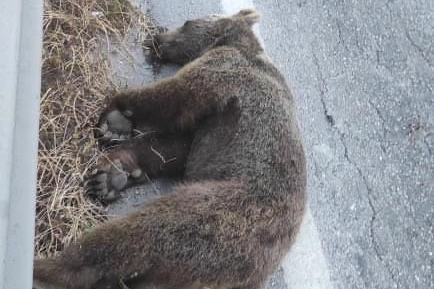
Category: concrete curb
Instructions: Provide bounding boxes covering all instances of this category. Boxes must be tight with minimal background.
[0,1,43,288]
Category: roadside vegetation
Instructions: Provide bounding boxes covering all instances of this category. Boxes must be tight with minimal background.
[36,0,156,256]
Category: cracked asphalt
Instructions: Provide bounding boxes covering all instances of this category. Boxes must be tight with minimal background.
[108,0,433,288]
[255,0,433,288]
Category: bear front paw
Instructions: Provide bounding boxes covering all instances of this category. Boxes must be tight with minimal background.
[85,158,143,203]
[97,110,133,143]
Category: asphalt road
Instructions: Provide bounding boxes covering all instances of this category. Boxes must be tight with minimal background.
[108,0,434,288]
[255,1,433,288]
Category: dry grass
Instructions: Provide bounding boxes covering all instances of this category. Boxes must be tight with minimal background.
[36,0,157,256]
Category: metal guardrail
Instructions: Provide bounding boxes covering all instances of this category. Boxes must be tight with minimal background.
[0,1,43,288]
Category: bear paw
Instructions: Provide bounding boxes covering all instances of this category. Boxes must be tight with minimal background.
[85,159,143,203]
[98,110,133,143]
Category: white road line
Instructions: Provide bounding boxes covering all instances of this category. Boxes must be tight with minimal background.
[221,0,256,13]
[283,206,333,289]
[221,1,333,288]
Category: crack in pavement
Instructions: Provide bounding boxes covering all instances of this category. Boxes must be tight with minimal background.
[312,51,335,126]
[386,0,432,68]
[367,99,388,154]
[404,30,432,68]
[423,136,433,155]
[334,124,399,289]
[385,0,395,23]
[311,49,399,287]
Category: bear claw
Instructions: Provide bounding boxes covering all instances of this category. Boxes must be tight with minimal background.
[85,159,129,203]
[98,110,133,143]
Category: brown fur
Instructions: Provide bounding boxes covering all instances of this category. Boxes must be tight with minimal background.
[33,10,307,289]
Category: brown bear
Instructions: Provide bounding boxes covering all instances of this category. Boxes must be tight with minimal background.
[33,9,307,289]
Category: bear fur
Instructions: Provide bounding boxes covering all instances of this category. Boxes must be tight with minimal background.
[33,9,307,289]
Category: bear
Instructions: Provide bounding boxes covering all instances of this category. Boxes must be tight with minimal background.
[33,9,307,289]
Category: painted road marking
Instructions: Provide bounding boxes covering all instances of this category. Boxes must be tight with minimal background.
[283,206,333,289]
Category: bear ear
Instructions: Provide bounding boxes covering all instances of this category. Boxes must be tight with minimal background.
[233,9,261,25]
